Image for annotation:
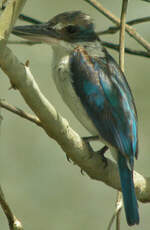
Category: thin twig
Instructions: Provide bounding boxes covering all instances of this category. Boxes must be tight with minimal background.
[127,16,150,26]
[17,13,41,24]
[116,192,123,230]
[0,186,23,230]
[102,41,150,58]
[116,0,128,228]
[107,212,116,230]
[84,0,150,52]
[0,100,42,127]
[8,40,42,45]
[119,0,128,71]
[107,192,123,230]
[97,16,150,35]
[142,0,150,2]
[1,5,42,24]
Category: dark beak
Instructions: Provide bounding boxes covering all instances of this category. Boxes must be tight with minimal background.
[12,23,60,43]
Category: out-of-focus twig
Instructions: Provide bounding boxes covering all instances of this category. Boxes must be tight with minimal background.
[97,16,150,35]
[0,186,23,230]
[116,192,123,230]
[1,5,42,24]
[8,40,41,45]
[107,192,123,230]
[142,0,150,2]
[84,0,150,52]
[102,41,150,58]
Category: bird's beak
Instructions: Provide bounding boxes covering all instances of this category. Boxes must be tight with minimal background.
[12,23,60,44]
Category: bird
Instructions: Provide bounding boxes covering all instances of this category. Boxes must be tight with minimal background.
[13,11,139,226]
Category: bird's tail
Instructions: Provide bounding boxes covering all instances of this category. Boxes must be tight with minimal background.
[118,153,139,226]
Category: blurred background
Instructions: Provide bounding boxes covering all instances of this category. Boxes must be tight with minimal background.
[0,0,150,229]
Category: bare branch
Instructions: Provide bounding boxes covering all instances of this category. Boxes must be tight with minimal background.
[0,1,26,229]
[119,0,128,71]
[97,16,150,35]
[107,212,116,230]
[0,186,23,230]
[1,5,42,24]
[0,0,27,42]
[115,1,128,227]
[84,0,150,52]
[116,192,123,230]
[142,0,150,2]
[0,100,42,127]
[8,40,41,45]
[107,193,123,230]
[125,16,150,26]
[102,41,150,58]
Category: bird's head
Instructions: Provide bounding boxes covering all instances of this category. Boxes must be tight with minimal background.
[13,11,98,47]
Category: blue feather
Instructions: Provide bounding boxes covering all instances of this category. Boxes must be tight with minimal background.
[83,80,104,108]
[118,154,139,225]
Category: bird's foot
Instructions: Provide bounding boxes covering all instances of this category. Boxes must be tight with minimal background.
[65,154,71,162]
[97,145,109,168]
[80,168,84,175]
[82,135,99,158]
[82,135,99,142]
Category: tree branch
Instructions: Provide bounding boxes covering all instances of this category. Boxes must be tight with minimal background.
[0,99,42,127]
[84,0,150,52]
[0,0,27,229]
[119,0,128,71]
[97,16,150,35]
[115,1,128,227]
[102,41,150,58]
[0,186,23,230]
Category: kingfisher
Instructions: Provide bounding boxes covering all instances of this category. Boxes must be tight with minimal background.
[13,11,139,226]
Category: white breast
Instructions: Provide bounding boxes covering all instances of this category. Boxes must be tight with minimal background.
[52,54,99,136]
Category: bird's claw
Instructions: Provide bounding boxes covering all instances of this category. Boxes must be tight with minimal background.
[97,145,109,168]
[80,168,84,175]
[82,135,99,142]
[82,136,93,159]
[82,135,99,159]
[66,154,71,162]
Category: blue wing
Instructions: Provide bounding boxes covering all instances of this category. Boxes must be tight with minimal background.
[69,46,139,225]
[70,47,138,165]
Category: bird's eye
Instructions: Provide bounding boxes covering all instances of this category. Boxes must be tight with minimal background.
[66,25,78,34]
